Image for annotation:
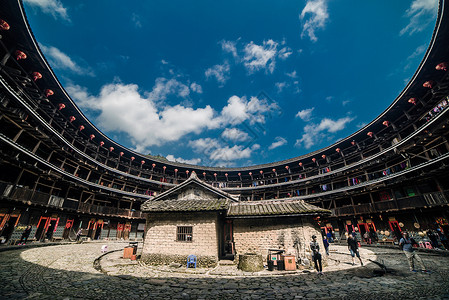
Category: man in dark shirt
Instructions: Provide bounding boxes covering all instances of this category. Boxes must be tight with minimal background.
[347,234,363,266]
[399,232,427,272]
[310,235,323,274]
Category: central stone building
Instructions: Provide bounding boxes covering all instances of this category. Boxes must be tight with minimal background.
[141,172,330,267]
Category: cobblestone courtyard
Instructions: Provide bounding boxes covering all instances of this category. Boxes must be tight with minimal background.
[0,242,449,299]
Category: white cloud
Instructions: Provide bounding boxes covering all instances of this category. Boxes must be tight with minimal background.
[24,0,69,20]
[275,82,288,93]
[190,82,203,94]
[400,0,438,36]
[205,62,230,86]
[221,128,250,142]
[300,0,328,42]
[268,137,287,150]
[296,107,315,121]
[166,155,201,165]
[220,95,278,126]
[220,40,239,58]
[67,83,218,151]
[407,44,427,60]
[295,116,354,149]
[68,81,275,153]
[148,77,191,101]
[39,44,93,76]
[278,47,293,60]
[131,13,142,28]
[189,138,259,162]
[243,40,278,73]
[210,144,258,161]
[286,70,297,78]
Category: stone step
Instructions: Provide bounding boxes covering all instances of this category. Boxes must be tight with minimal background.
[218,260,235,265]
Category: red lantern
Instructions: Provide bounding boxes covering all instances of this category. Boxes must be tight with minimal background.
[351,140,356,146]
[58,103,65,110]
[382,121,390,127]
[119,152,124,156]
[45,89,54,97]
[109,147,114,152]
[248,172,252,176]
[79,125,85,131]
[32,72,42,81]
[69,116,76,122]
[367,132,374,138]
[436,62,448,71]
[225,173,228,177]
[141,160,145,165]
[186,170,189,174]
[174,169,178,173]
[203,172,206,176]
[238,173,241,177]
[0,19,10,31]
[214,173,217,177]
[285,165,289,169]
[408,98,417,105]
[321,155,326,159]
[312,158,316,163]
[423,81,434,88]
[89,134,95,140]
[152,163,156,168]
[15,50,27,60]
[259,170,263,174]
[336,148,341,152]
[99,141,104,147]
[272,168,276,173]
[163,166,166,171]
[299,162,303,167]
[131,157,135,161]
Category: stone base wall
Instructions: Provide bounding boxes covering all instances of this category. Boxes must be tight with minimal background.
[232,216,326,264]
[141,253,218,268]
[142,212,220,266]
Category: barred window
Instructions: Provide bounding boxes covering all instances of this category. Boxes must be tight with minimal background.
[177,226,193,242]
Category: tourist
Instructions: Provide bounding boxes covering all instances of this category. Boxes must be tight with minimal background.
[436,229,449,250]
[76,228,82,242]
[323,236,330,255]
[399,232,427,272]
[347,234,363,266]
[326,231,333,243]
[310,235,323,274]
[363,231,370,244]
[427,230,439,249]
[18,225,32,245]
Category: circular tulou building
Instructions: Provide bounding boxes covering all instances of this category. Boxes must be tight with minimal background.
[0,0,449,265]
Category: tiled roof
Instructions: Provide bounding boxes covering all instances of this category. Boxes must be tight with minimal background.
[141,198,230,212]
[227,199,330,217]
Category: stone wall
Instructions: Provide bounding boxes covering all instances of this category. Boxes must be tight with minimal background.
[232,216,326,264]
[141,211,220,267]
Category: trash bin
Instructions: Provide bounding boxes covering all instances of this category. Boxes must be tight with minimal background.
[267,249,285,270]
[277,259,285,271]
[282,255,296,271]
[267,260,275,271]
[129,241,138,255]
[123,246,134,259]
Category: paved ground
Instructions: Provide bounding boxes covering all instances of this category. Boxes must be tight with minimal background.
[0,242,449,299]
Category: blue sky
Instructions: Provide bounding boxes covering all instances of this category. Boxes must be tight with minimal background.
[23,0,438,167]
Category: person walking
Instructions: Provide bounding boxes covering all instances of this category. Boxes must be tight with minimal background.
[18,225,32,245]
[399,232,428,272]
[310,235,323,274]
[347,234,363,266]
